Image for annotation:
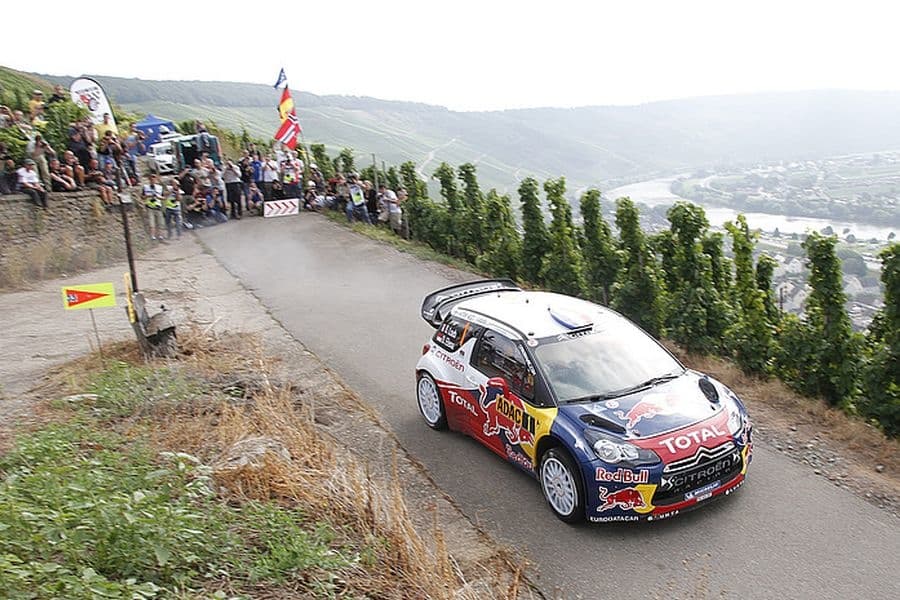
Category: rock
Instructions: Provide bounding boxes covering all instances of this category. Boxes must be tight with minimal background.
[787,445,794,451]
[805,443,814,450]
[814,469,821,475]
[64,393,99,403]
[790,425,798,432]
[213,436,291,472]
[875,464,885,474]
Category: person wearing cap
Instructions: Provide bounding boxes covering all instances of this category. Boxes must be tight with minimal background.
[303,180,319,211]
[17,159,48,207]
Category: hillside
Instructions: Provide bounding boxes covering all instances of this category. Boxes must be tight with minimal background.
[24,70,900,195]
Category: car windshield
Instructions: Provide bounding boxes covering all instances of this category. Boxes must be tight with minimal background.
[534,320,683,403]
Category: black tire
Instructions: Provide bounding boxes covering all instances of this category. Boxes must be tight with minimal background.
[539,447,585,523]
[416,372,447,430]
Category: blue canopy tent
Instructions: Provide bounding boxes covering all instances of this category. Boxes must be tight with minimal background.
[134,114,177,147]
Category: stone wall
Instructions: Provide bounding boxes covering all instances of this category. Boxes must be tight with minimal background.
[0,190,151,289]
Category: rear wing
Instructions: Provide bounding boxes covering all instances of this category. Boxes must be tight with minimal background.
[421,279,521,328]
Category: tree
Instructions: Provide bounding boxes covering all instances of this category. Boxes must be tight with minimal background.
[725,215,772,373]
[338,148,355,174]
[433,162,463,258]
[702,232,732,297]
[756,254,780,324]
[477,189,522,280]
[578,189,619,305]
[399,161,427,202]
[519,177,550,285]
[798,233,859,406]
[859,243,899,435]
[309,144,335,179]
[458,163,488,261]
[386,166,400,191]
[664,202,731,354]
[541,177,586,296]
[612,197,664,337]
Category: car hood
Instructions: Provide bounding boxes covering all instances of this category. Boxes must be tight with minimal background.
[560,372,725,440]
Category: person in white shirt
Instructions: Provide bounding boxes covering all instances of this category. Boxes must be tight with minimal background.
[261,156,279,201]
[380,183,403,234]
[17,159,47,207]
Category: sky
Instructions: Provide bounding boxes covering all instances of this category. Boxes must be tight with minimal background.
[3,0,900,111]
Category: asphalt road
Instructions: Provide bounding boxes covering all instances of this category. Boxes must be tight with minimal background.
[197,214,899,599]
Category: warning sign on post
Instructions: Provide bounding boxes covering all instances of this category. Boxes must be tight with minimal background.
[62,283,116,310]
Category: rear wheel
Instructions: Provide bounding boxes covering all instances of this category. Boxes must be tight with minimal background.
[416,372,447,430]
[539,447,585,523]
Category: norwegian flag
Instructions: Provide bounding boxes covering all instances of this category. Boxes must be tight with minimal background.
[275,112,301,149]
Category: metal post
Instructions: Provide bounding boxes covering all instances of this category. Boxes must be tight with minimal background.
[119,200,138,292]
[372,153,378,191]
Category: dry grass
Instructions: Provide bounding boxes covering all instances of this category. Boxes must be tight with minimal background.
[32,328,529,599]
[666,341,900,475]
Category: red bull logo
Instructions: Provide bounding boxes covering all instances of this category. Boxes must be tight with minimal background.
[597,486,646,512]
[480,378,536,446]
[615,393,679,429]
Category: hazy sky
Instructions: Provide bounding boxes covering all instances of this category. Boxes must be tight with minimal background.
[3,0,899,111]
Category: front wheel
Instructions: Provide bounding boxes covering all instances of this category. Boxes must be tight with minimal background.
[539,447,585,523]
[416,372,447,430]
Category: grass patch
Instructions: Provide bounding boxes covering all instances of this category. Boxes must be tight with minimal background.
[5,331,527,598]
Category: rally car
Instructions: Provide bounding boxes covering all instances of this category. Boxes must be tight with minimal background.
[415,279,752,523]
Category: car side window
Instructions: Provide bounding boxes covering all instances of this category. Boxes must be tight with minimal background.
[475,330,535,400]
[433,316,481,352]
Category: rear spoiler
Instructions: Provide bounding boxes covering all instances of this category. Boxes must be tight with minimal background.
[421,279,521,328]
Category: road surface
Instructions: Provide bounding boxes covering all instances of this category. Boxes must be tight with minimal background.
[197,214,899,599]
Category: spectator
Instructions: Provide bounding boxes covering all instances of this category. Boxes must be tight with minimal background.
[26,133,55,188]
[62,150,86,187]
[31,103,48,128]
[97,130,119,171]
[239,150,253,199]
[68,130,93,170]
[380,183,402,234]
[190,158,210,195]
[261,155,279,201]
[281,157,300,199]
[27,90,44,119]
[142,173,165,241]
[184,189,209,228]
[17,159,48,207]
[95,112,118,139]
[47,84,68,105]
[124,124,145,183]
[48,158,77,192]
[206,187,228,223]
[0,105,12,128]
[163,179,183,239]
[246,181,264,214]
[178,166,197,198]
[222,158,243,219]
[304,180,320,211]
[1,159,18,194]
[251,151,263,194]
[84,158,115,207]
[345,173,371,223]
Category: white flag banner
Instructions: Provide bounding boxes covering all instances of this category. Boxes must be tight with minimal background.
[69,77,116,127]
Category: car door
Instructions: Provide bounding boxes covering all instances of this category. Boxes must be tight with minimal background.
[468,328,549,470]
[430,315,483,433]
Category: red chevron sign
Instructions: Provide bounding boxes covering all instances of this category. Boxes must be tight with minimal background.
[263,198,300,218]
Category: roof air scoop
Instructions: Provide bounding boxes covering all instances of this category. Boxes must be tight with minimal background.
[548,305,593,330]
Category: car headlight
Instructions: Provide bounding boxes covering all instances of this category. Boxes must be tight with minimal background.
[583,429,660,466]
[727,408,745,436]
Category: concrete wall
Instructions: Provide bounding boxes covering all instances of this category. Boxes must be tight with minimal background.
[0,190,150,289]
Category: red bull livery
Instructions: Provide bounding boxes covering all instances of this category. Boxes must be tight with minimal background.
[416,280,753,523]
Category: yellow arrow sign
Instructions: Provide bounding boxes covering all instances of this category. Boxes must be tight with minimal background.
[62,282,116,311]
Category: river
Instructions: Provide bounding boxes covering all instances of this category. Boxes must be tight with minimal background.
[607,178,897,242]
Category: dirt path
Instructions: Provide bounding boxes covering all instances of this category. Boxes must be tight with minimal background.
[0,235,533,597]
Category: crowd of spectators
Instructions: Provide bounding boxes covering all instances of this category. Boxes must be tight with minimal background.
[1,86,408,240]
[144,143,409,241]
[1,85,143,209]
